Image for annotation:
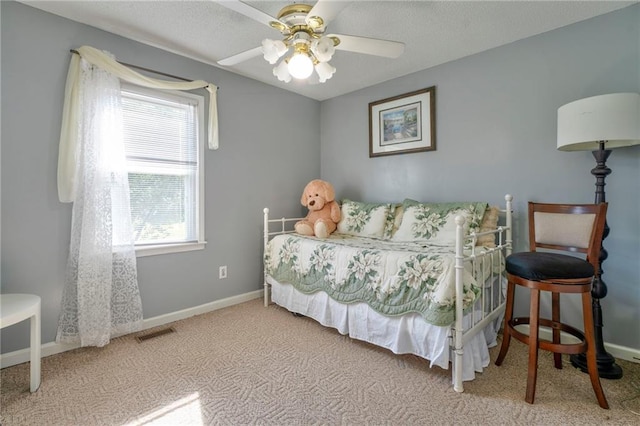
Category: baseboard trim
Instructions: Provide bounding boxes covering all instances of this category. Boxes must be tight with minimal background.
[605,341,640,364]
[0,290,262,369]
[3,294,638,369]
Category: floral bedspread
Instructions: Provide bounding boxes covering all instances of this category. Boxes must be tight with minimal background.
[265,233,500,326]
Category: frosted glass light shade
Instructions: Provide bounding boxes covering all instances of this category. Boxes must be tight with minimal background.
[557,93,640,151]
[315,61,336,83]
[312,37,335,63]
[288,53,314,79]
[262,39,287,65]
[273,60,291,83]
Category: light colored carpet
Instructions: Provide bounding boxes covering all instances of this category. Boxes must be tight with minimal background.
[1,298,639,425]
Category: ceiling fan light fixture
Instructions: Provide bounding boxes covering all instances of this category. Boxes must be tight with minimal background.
[217,1,405,86]
[288,51,314,79]
[273,59,292,83]
[315,61,336,83]
[261,39,288,64]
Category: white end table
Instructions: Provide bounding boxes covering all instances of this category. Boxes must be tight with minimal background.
[1,293,41,392]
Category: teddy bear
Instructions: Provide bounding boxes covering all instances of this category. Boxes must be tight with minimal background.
[295,179,341,239]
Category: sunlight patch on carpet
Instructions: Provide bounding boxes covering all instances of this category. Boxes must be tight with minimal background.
[124,392,203,425]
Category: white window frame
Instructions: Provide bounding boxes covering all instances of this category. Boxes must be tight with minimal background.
[121,84,206,257]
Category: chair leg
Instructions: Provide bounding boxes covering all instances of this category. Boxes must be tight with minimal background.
[525,288,540,404]
[552,292,562,369]
[495,280,516,366]
[581,292,609,409]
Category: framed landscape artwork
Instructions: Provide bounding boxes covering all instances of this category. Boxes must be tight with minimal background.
[369,86,436,157]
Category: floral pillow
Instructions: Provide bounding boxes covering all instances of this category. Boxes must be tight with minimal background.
[337,200,394,238]
[392,200,488,245]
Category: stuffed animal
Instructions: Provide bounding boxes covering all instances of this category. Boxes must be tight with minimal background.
[295,179,341,238]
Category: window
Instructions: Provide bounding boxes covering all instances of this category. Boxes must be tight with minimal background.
[121,85,205,256]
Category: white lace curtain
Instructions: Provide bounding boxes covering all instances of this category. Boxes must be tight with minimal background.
[56,46,218,347]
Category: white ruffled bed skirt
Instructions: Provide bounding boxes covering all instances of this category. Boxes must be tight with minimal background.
[268,276,502,382]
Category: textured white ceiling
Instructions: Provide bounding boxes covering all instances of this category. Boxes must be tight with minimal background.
[22,1,637,100]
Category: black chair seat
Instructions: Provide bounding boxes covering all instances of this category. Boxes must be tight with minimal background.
[506,252,594,281]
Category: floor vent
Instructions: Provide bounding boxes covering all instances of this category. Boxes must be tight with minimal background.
[135,327,176,342]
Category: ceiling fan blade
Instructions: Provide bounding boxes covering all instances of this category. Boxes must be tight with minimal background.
[217,46,263,66]
[215,0,284,29]
[306,0,349,29]
[328,34,405,58]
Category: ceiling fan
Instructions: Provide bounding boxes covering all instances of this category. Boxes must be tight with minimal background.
[216,0,405,83]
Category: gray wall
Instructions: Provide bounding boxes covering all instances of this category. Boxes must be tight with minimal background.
[2,1,638,355]
[1,1,320,353]
[320,5,640,349]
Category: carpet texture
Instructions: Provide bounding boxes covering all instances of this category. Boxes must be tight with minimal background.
[1,298,639,425]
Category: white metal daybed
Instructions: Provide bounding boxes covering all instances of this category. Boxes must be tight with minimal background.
[263,195,513,392]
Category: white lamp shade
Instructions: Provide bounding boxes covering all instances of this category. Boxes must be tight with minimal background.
[557,93,640,151]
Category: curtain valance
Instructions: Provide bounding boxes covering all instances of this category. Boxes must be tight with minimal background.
[58,45,219,203]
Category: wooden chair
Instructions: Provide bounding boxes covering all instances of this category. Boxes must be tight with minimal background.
[495,202,609,409]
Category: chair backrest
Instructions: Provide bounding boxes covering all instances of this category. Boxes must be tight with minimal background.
[528,202,607,270]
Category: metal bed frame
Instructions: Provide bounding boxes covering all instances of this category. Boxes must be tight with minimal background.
[263,194,513,392]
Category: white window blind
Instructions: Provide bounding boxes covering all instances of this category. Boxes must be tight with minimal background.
[121,86,204,247]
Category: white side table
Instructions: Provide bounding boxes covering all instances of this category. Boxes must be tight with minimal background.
[1,294,41,392]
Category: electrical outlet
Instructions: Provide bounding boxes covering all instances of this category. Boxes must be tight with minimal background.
[219,265,227,279]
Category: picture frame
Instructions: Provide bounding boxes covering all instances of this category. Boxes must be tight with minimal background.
[369,86,436,157]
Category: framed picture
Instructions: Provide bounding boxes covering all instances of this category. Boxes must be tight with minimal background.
[369,86,436,157]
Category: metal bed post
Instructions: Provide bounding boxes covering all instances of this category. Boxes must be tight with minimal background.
[263,208,270,307]
[453,215,466,392]
[452,194,513,392]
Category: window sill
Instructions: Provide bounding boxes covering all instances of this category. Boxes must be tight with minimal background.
[135,241,207,257]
